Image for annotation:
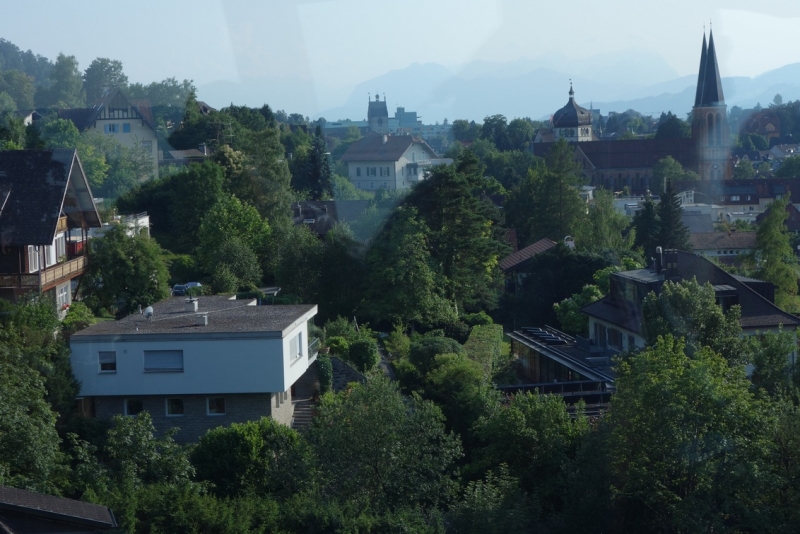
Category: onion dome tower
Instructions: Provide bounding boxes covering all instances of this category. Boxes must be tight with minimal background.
[552,83,593,142]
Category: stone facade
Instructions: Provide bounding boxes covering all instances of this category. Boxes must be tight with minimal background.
[94,392,290,443]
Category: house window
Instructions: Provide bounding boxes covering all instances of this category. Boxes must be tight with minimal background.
[608,329,623,349]
[356,167,361,177]
[628,335,635,350]
[386,167,390,176]
[731,195,740,201]
[166,398,184,416]
[57,285,69,310]
[55,234,66,261]
[27,246,39,273]
[122,123,131,133]
[370,182,374,189]
[44,243,56,267]
[144,350,183,372]
[125,399,143,416]
[98,351,116,372]
[207,397,226,415]
[141,140,153,153]
[103,123,119,134]
[289,332,303,361]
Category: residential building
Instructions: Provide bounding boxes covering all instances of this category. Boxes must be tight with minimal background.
[340,131,450,190]
[499,238,558,294]
[582,249,800,354]
[0,149,101,313]
[0,485,117,533]
[691,231,757,264]
[59,87,159,178]
[70,295,319,443]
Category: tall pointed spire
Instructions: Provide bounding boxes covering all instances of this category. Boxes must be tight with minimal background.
[693,32,708,107]
[695,30,725,107]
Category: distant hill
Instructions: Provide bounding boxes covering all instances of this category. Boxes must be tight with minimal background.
[313,60,800,124]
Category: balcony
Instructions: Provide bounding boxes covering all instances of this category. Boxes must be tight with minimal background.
[0,256,87,290]
[308,337,320,364]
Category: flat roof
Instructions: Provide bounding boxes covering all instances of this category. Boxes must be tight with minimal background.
[71,296,317,339]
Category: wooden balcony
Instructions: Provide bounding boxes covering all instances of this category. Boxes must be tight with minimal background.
[56,216,68,234]
[0,256,87,290]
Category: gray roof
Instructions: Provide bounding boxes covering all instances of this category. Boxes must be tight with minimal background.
[340,132,438,162]
[552,85,592,128]
[681,211,715,233]
[0,485,116,529]
[71,296,317,339]
[0,149,101,245]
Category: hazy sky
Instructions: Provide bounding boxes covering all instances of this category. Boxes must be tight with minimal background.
[3,0,799,114]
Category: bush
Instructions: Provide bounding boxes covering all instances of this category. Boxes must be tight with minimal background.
[348,340,379,372]
[211,264,238,293]
[327,336,350,356]
[61,301,95,340]
[384,324,411,360]
[235,290,266,301]
[317,354,333,395]
[409,337,465,375]
[463,312,493,326]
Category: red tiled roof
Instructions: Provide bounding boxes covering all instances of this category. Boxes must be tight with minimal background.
[499,238,557,273]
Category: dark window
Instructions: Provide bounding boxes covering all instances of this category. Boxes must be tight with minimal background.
[166,398,184,416]
[207,397,226,415]
[99,351,116,372]
[125,399,143,416]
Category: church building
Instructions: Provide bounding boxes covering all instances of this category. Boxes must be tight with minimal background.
[533,30,732,193]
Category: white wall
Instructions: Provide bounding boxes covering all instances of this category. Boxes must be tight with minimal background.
[71,321,312,397]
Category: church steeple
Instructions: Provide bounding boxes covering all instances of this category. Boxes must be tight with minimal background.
[693,33,708,107]
[695,30,725,107]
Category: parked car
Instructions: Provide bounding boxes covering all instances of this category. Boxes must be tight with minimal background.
[172,284,187,296]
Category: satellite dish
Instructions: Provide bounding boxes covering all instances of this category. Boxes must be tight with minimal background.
[144,306,154,321]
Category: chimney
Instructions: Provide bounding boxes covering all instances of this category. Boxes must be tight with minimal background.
[185,298,198,313]
[382,134,388,145]
[655,246,663,274]
[195,313,208,326]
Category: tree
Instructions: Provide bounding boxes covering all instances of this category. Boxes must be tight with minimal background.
[291,133,333,200]
[316,223,366,321]
[404,151,508,312]
[307,377,462,515]
[651,156,697,195]
[608,335,769,532]
[574,188,634,253]
[554,284,604,336]
[364,207,454,328]
[196,194,271,270]
[656,179,691,251]
[0,69,35,109]
[38,118,110,191]
[748,329,796,397]
[775,155,800,178]
[451,119,481,143]
[506,139,585,245]
[642,278,748,365]
[733,159,756,180]
[654,112,690,139]
[0,345,61,491]
[471,392,589,521]
[408,336,465,376]
[754,196,798,308]
[37,53,84,108]
[83,225,170,316]
[191,417,311,498]
[83,57,128,103]
[632,194,660,259]
[506,118,535,151]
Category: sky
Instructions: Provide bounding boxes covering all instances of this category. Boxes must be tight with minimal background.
[2,0,800,116]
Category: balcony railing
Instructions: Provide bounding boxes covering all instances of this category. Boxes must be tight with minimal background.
[0,256,87,289]
[308,337,320,363]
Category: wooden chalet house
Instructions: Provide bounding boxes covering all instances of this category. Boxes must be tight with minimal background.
[0,149,102,312]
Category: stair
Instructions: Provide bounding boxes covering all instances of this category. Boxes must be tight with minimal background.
[291,363,320,432]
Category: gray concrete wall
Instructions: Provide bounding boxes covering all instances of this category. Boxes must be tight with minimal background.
[93,393,281,443]
[270,389,294,427]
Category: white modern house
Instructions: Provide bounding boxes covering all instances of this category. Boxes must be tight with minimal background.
[70,296,318,442]
[340,131,450,190]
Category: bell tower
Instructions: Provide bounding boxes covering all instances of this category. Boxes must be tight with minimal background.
[691,30,731,180]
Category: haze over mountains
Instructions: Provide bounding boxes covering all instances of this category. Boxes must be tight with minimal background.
[198,48,800,124]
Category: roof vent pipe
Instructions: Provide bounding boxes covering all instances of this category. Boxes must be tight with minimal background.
[196,313,208,326]
[382,134,388,145]
[656,246,663,274]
